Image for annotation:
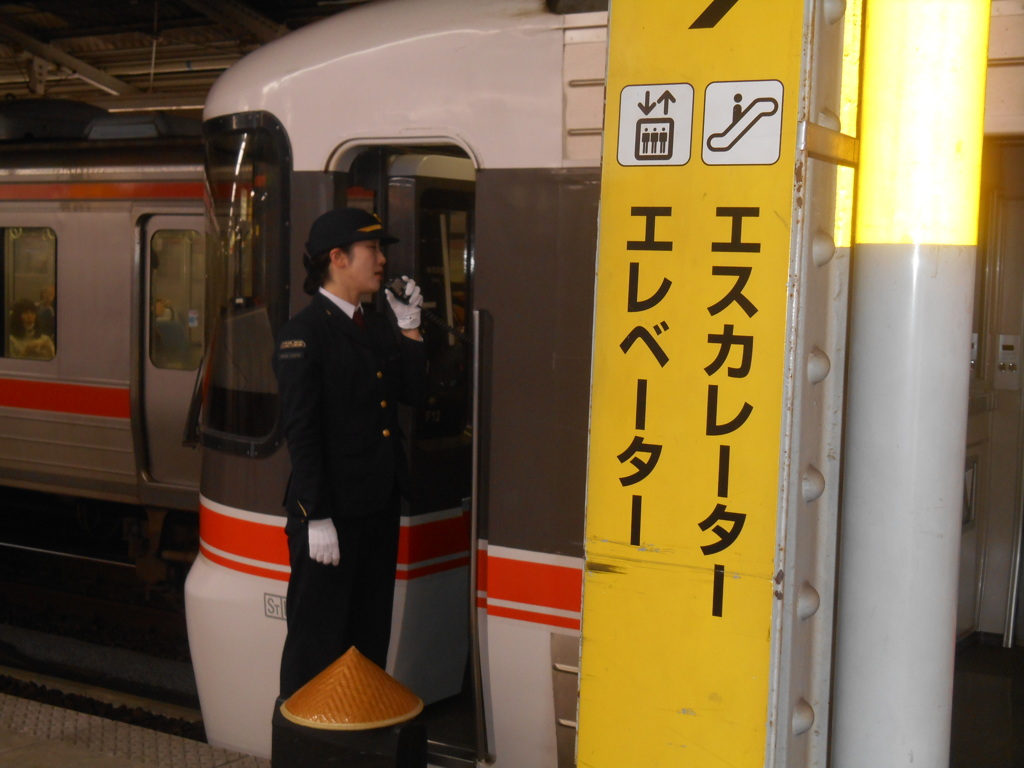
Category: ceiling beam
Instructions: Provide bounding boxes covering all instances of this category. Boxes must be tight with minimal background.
[0,17,140,96]
[88,91,208,113]
[179,0,289,45]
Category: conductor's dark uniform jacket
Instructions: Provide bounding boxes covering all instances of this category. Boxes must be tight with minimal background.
[273,290,426,696]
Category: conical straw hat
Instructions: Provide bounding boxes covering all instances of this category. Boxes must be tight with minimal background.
[280,647,424,730]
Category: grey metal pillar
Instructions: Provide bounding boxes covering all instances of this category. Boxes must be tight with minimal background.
[832,243,975,766]
[831,2,991,766]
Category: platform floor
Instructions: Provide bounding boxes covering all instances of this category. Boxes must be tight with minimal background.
[951,639,1024,767]
[0,693,269,768]
[2,639,1022,767]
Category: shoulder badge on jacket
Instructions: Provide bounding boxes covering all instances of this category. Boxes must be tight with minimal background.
[278,338,307,359]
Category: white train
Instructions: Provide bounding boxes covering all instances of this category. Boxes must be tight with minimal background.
[184,1,605,763]
[183,0,1024,765]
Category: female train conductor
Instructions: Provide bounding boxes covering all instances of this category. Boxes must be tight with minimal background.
[273,207,427,698]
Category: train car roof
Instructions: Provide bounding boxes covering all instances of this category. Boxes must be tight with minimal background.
[204,0,607,171]
[0,139,203,180]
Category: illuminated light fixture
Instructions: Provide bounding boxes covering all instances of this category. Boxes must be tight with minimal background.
[854,0,989,247]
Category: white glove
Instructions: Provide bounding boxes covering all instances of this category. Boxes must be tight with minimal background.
[308,518,340,566]
[386,277,423,330]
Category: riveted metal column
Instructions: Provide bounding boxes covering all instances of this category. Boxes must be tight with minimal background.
[831,2,990,766]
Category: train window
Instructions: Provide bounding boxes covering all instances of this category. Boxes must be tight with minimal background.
[2,227,56,361]
[199,112,290,455]
[149,229,204,370]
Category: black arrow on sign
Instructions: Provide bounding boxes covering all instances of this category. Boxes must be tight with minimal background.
[638,90,677,116]
[657,90,676,115]
[638,90,657,115]
[690,0,741,29]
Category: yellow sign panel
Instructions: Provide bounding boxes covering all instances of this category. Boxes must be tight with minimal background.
[579,1,805,766]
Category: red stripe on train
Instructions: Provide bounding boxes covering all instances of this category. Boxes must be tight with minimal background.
[487,554,582,614]
[199,505,471,573]
[0,378,129,418]
[396,556,471,581]
[0,181,204,201]
[487,604,581,631]
[200,544,289,582]
[396,512,470,566]
[197,503,582,628]
[477,547,488,592]
[199,503,289,567]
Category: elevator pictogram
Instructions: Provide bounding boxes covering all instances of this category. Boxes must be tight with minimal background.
[617,83,694,167]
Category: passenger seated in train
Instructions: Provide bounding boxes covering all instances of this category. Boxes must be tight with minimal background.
[8,298,55,359]
[35,284,55,338]
[152,298,188,368]
[153,297,174,321]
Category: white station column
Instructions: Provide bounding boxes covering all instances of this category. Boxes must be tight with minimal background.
[831,3,990,767]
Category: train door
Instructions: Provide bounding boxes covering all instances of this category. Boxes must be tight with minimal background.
[344,148,484,764]
[962,140,1024,646]
[140,214,205,487]
[960,194,995,639]
[1004,193,1024,646]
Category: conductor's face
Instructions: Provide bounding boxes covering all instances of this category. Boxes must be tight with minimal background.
[329,239,386,301]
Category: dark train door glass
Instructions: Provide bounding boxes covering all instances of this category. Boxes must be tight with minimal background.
[142,215,205,486]
[198,112,290,458]
[414,192,472,439]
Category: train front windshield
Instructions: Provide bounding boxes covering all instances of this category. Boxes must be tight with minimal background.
[200,114,290,457]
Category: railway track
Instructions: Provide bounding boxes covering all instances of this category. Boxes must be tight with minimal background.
[0,522,202,739]
[0,665,205,741]
[0,564,188,658]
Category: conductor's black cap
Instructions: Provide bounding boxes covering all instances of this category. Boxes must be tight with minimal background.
[305,208,398,258]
